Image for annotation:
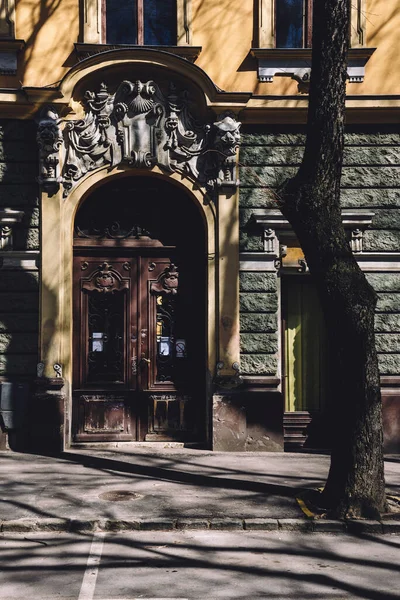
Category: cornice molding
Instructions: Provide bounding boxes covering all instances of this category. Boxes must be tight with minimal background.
[56,48,252,108]
[74,43,202,63]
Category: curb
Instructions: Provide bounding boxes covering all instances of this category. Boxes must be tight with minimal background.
[1,517,399,534]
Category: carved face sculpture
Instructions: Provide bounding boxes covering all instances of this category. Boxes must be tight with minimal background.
[165,113,179,132]
[37,122,59,152]
[213,115,241,156]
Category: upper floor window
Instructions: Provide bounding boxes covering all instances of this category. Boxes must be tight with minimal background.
[257,0,365,49]
[276,0,312,48]
[253,0,373,82]
[104,0,177,45]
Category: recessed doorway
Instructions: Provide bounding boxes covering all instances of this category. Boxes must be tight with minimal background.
[72,177,206,443]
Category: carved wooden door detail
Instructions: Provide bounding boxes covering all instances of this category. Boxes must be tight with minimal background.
[72,255,196,442]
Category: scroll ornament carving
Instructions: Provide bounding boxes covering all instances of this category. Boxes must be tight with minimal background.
[81,261,130,293]
[150,263,179,295]
[37,81,241,197]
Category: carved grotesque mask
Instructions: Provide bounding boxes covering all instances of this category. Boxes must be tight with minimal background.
[213,115,241,155]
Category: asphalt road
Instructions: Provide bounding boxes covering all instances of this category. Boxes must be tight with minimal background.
[1,530,399,600]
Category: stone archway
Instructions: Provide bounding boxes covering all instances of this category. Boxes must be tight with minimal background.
[36,60,241,450]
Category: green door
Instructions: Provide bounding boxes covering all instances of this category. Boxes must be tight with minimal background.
[283,278,329,413]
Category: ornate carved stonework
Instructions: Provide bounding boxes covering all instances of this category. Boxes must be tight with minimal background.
[37,80,241,197]
[150,263,179,295]
[81,261,130,293]
[37,107,63,192]
[209,114,241,188]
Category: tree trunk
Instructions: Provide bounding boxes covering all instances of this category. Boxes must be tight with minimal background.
[278,0,386,518]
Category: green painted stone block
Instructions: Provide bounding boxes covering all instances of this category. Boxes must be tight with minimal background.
[241,133,305,146]
[376,294,400,313]
[375,314,400,333]
[340,189,400,208]
[240,313,277,333]
[0,353,37,376]
[239,232,263,252]
[367,273,400,292]
[240,146,303,166]
[375,334,400,353]
[0,162,37,184]
[341,166,400,188]
[240,354,278,375]
[240,166,296,187]
[343,147,400,166]
[378,353,400,375]
[14,227,39,250]
[0,314,39,333]
[240,272,277,292]
[0,332,38,354]
[239,187,278,208]
[0,141,38,162]
[0,120,36,141]
[0,184,39,206]
[0,271,39,292]
[242,132,306,146]
[240,292,278,312]
[370,209,400,230]
[0,292,39,312]
[344,132,400,146]
[239,208,256,227]
[240,333,278,354]
[364,230,400,252]
[21,208,40,228]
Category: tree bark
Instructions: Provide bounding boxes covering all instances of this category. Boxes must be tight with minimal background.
[278,0,386,518]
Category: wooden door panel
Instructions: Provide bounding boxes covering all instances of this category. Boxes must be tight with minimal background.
[73,257,138,440]
[73,254,200,442]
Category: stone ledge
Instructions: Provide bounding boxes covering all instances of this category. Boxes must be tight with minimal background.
[345,519,384,534]
[1,517,399,534]
[244,518,278,531]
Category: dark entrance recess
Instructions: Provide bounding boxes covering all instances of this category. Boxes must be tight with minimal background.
[72,177,206,443]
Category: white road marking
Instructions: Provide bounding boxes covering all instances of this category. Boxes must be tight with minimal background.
[78,532,106,600]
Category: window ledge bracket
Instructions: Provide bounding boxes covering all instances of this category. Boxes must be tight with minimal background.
[250,48,376,84]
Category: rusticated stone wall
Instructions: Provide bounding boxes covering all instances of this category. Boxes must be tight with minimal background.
[239,272,278,376]
[239,125,400,380]
[0,120,39,382]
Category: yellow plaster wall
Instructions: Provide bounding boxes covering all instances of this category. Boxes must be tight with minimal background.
[9,0,399,97]
[15,0,79,87]
[359,0,400,95]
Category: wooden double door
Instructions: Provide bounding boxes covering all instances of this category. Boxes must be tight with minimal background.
[72,252,202,442]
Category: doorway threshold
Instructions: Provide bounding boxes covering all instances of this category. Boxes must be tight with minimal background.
[70,441,186,450]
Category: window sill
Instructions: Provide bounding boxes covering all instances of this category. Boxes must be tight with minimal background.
[0,39,25,75]
[74,43,202,63]
[250,47,376,83]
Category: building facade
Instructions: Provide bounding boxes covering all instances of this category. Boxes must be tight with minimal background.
[0,0,399,452]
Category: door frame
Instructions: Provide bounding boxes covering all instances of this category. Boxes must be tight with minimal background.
[39,166,240,448]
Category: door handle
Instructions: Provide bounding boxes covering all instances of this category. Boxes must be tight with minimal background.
[140,357,151,366]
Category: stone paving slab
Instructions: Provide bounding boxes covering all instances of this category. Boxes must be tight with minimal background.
[0,449,399,534]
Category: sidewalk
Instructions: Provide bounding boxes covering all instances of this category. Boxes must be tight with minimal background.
[0,447,399,534]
